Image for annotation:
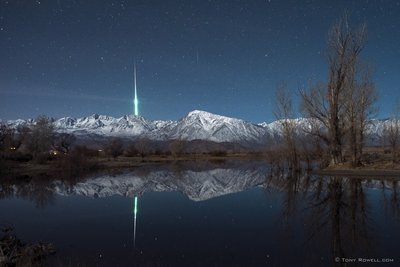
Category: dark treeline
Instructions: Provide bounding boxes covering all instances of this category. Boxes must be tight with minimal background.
[102,138,237,159]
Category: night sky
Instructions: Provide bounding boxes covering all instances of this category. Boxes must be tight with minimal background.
[1,0,399,123]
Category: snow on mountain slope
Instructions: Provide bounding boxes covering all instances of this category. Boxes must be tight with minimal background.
[4,110,273,143]
[258,117,392,143]
[2,110,394,144]
[55,114,157,137]
[167,110,268,143]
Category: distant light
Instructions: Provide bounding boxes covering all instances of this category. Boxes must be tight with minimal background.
[49,150,58,155]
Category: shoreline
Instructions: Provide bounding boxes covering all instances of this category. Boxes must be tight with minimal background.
[3,155,400,179]
[0,154,267,178]
[313,169,400,177]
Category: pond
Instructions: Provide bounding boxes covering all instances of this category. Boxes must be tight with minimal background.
[1,161,400,266]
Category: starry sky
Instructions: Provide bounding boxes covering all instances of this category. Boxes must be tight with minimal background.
[0,0,399,123]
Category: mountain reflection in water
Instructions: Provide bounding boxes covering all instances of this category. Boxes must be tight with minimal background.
[0,161,399,266]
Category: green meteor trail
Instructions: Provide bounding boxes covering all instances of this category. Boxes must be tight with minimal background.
[134,63,139,116]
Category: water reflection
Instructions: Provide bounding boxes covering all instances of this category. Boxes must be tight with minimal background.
[305,177,373,265]
[51,161,269,201]
[0,177,56,208]
[381,180,400,219]
[0,162,399,266]
[265,172,400,266]
[133,196,138,248]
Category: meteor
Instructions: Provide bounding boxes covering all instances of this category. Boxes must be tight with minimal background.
[134,63,139,116]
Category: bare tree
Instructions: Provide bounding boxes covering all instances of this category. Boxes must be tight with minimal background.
[0,124,32,153]
[125,142,139,157]
[383,103,400,162]
[344,66,377,166]
[0,124,14,152]
[134,139,152,157]
[26,115,55,162]
[14,125,31,150]
[104,138,124,159]
[300,14,369,166]
[169,139,185,158]
[55,133,76,154]
[274,82,299,171]
[355,70,377,162]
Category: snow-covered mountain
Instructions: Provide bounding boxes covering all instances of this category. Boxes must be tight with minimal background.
[2,110,394,144]
[54,114,158,136]
[166,110,268,143]
[3,110,273,144]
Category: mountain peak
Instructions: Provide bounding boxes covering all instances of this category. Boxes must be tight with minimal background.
[186,110,233,121]
[187,110,213,116]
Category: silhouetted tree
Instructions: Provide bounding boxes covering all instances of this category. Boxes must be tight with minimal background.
[14,125,31,150]
[169,140,185,158]
[25,115,55,162]
[55,133,76,153]
[344,66,377,166]
[104,138,123,159]
[274,82,299,171]
[300,14,371,166]
[125,142,139,157]
[134,139,152,157]
[383,103,400,162]
[0,124,14,152]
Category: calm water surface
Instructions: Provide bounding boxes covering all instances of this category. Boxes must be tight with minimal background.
[1,161,400,266]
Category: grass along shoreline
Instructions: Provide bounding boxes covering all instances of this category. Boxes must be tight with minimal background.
[2,150,400,179]
[0,153,267,178]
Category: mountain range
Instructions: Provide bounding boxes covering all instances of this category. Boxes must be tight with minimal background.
[1,110,392,145]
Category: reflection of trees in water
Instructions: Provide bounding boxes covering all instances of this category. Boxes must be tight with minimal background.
[0,178,55,208]
[268,173,384,266]
[264,169,315,221]
[306,177,375,265]
[279,171,306,224]
[381,180,400,219]
[275,171,305,261]
[0,182,15,200]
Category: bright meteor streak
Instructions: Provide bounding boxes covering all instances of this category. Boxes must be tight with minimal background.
[133,196,138,247]
[134,196,138,216]
[134,63,139,116]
